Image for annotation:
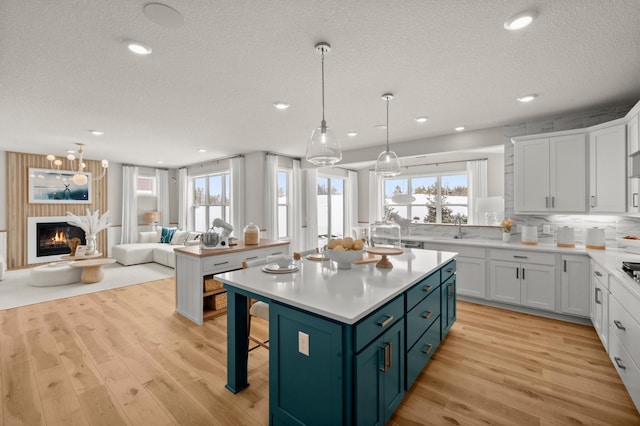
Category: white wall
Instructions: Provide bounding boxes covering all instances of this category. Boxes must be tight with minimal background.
[0,151,6,229]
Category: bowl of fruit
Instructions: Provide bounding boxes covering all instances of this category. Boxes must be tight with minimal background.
[324,237,365,269]
[620,235,640,254]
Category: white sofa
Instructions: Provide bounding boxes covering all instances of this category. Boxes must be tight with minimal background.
[112,229,200,268]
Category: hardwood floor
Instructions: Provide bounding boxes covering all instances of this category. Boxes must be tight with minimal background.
[1,279,638,425]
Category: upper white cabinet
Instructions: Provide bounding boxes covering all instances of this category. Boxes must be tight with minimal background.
[589,123,626,213]
[514,132,587,213]
[628,113,639,213]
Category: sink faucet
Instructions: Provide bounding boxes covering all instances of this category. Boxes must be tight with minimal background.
[453,214,464,239]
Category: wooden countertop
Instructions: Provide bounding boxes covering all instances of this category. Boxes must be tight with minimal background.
[174,239,289,258]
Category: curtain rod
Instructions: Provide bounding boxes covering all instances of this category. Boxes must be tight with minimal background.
[369,157,488,171]
[122,164,169,171]
[266,152,302,161]
[185,154,244,168]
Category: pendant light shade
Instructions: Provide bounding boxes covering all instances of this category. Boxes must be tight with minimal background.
[306,42,342,166]
[375,93,401,177]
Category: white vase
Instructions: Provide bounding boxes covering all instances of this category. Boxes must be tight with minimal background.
[502,232,511,243]
[86,234,96,255]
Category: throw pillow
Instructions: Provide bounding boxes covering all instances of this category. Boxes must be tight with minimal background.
[160,227,177,243]
[170,230,189,245]
[186,232,201,241]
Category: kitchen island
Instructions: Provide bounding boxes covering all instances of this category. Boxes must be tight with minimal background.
[216,248,456,425]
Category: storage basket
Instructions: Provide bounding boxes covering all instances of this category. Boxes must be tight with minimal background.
[204,277,223,292]
[205,292,227,310]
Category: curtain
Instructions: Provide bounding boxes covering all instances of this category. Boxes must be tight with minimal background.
[156,169,169,227]
[264,154,278,240]
[121,165,139,243]
[368,170,384,224]
[230,157,245,237]
[345,170,358,239]
[291,159,303,252]
[303,168,319,251]
[467,159,488,225]
[178,167,189,230]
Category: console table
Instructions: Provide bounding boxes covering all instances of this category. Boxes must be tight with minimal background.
[174,239,290,325]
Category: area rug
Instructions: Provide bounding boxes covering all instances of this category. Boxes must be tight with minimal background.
[0,262,174,310]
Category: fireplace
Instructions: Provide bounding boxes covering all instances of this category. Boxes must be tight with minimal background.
[27,216,87,264]
[36,222,85,257]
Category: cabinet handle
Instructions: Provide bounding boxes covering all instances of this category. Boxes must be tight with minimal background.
[245,256,258,261]
[449,284,454,299]
[591,195,596,208]
[522,268,525,280]
[614,357,626,370]
[614,320,626,331]
[563,260,567,272]
[214,261,229,266]
[634,193,639,208]
[516,268,519,279]
[388,342,393,369]
[270,251,283,255]
[551,196,555,208]
[513,255,528,259]
[594,271,602,277]
[595,288,602,304]
[377,315,394,328]
[545,196,549,208]
[422,344,434,355]
[422,311,433,320]
[380,346,388,373]
[422,285,433,293]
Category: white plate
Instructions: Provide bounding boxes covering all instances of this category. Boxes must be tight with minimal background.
[262,264,299,274]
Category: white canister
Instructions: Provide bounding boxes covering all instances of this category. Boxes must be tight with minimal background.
[521,225,538,245]
[586,227,606,250]
[557,226,575,248]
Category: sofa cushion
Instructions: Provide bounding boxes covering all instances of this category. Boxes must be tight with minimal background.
[138,230,161,243]
[160,227,177,243]
[186,232,201,242]
[153,244,178,268]
[112,243,157,266]
[170,230,190,245]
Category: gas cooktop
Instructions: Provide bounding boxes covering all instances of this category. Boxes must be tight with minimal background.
[622,261,640,281]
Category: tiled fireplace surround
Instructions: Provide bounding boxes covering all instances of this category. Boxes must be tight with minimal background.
[408,102,640,244]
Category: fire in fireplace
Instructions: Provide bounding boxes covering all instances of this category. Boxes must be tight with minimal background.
[36,222,85,257]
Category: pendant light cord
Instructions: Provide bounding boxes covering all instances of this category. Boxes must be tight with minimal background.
[386,97,390,152]
[321,51,326,123]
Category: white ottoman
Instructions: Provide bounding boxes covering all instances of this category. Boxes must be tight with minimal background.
[30,262,82,286]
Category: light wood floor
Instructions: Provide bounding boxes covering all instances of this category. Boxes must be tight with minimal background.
[1,279,638,426]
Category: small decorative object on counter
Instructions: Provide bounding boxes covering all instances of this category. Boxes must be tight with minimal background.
[521,225,538,245]
[557,226,575,248]
[501,218,513,243]
[244,222,260,245]
[586,227,605,250]
[369,220,402,248]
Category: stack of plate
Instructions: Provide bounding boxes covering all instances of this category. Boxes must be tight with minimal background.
[262,264,299,274]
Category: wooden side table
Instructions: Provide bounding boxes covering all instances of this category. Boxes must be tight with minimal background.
[70,258,116,284]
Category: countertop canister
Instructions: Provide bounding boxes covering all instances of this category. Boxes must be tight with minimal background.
[557,226,575,248]
[521,225,538,245]
[586,227,605,250]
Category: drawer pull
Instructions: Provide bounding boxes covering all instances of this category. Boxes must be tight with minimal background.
[446,268,454,273]
[614,357,626,370]
[614,320,626,331]
[214,261,229,266]
[422,311,433,320]
[594,271,602,277]
[377,315,394,328]
[513,255,528,259]
[595,288,602,304]
[422,344,434,355]
[422,285,433,293]
[245,256,258,261]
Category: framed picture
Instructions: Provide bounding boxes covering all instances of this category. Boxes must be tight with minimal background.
[75,245,87,257]
[28,168,92,204]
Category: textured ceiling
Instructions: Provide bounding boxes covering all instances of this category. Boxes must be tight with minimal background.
[2,0,640,168]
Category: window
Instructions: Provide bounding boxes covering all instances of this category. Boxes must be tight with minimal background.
[317,176,345,248]
[277,169,290,239]
[193,172,230,232]
[385,173,468,224]
[136,175,156,196]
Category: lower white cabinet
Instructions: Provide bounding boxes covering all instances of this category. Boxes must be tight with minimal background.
[423,243,486,299]
[561,255,590,316]
[590,260,610,351]
[489,249,556,311]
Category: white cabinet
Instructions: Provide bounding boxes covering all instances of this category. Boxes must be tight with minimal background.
[560,255,590,317]
[589,123,626,212]
[628,113,639,212]
[514,133,587,213]
[590,260,609,351]
[489,249,556,311]
[423,243,486,299]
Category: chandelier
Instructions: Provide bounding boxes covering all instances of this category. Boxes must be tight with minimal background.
[306,41,342,166]
[46,143,109,186]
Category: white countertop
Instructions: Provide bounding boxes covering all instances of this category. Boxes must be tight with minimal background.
[215,249,456,324]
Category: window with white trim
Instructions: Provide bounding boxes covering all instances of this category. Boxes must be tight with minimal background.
[317,176,345,248]
[384,173,468,224]
[136,175,157,196]
[193,172,230,232]
[277,169,290,239]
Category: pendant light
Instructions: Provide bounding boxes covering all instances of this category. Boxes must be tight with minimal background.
[375,93,401,176]
[306,42,342,166]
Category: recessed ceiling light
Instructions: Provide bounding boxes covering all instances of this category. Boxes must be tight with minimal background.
[143,3,184,28]
[89,130,104,136]
[517,94,537,103]
[125,40,152,55]
[455,126,465,131]
[504,10,537,30]
[415,116,428,123]
[198,148,207,153]
[273,102,290,110]
[156,160,164,164]
[347,131,357,137]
